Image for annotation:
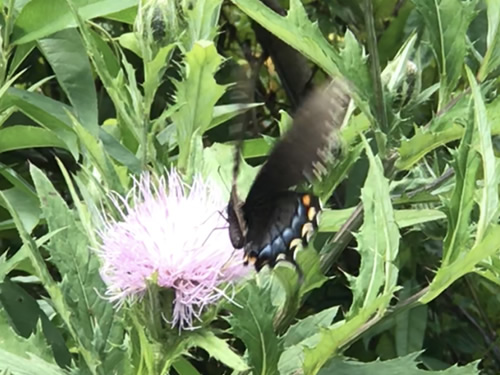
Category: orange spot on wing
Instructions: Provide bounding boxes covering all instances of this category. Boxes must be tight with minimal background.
[302,194,311,206]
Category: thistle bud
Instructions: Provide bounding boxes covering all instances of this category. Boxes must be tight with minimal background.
[135,0,183,58]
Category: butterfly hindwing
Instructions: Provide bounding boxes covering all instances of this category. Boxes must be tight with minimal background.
[228,78,350,272]
[243,192,321,271]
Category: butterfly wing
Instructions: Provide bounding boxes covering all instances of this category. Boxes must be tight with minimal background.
[244,78,351,207]
[243,192,321,270]
[228,78,351,270]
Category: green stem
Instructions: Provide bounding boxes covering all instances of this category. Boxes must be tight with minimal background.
[363,0,388,155]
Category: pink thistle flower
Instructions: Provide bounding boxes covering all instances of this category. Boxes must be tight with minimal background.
[98,170,248,329]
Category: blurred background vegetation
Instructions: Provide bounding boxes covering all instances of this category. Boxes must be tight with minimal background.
[0,0,499,374]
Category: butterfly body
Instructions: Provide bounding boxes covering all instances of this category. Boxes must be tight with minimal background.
[228,79,350,272]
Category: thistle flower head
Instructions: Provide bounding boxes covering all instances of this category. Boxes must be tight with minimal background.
[98,170,247,329]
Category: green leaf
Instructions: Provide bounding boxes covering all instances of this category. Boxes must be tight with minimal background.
[99,128,142,175]
[72,116,124,192]
[181,0,223,50]
[411,0,477,108]
[0,308,59,371]
[0,187,41,234]
[421,224,500,304]
[209,103,263,131]
[465,67,499,243]
[0,279,40,338]
[282,306,339,349]
[12,0,138,45]
[300,293,393,375]
[30,165,124,373]
[296,249,329,296]
[8,42,35,78]
[232,0,338,75]
[241,138,272,159]
[202,142,257,200]
[0,280,71,368]
[143,43,176,107]
[348,138,400,315]
[397,92,500,170]
[272,249,329,332]
[395,281,428,356]
[316,142,364,203]
[187,330,248,371]
[338,30,372,109]
[172,40,227,172]
[0,348,66,375]
[396,124,464,170]
[172,356,201,375]
[318,352,479,374]
[38,28,98,132]
[441,96,479,265]
[227,282,282,375]
[320,208,446,232]
[0,126,67,153]
[3,88,78,159]
[479,0,500,80]
[106,6,137,24]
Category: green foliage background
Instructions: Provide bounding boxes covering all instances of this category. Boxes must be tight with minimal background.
[0,0,499,374]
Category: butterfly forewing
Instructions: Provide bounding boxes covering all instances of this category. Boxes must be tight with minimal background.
[244,78,351,207]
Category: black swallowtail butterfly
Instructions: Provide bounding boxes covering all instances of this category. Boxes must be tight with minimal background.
[227,78,351,273]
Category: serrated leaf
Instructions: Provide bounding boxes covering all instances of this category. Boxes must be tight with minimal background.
[466,67,499,243]
[227,282,282,375]
[397,92,500,170]
[0,308,58,369]
[232,0,339,75]
[318,352,479,374]
[172,41,227,172]
[296,249,329,296]
[338,30,372,110]
[316,142,364,203]
[441,95,479,265]
[421,224,500,303]
[301,293,393,375]
[188,330,248,371]
[0,348,66,375]
[30,164,124,372]
[181,0,222,50]
[411,0,477,108]
[349,139,400,315]
[396,124,464,170]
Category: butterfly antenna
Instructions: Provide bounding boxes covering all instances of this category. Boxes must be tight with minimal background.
[217,165,231,196]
